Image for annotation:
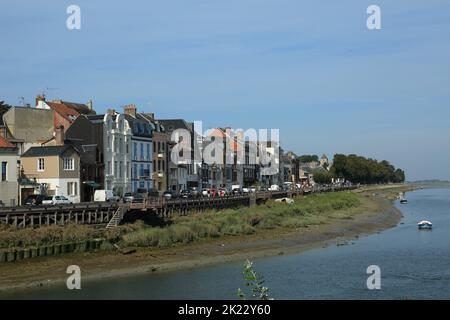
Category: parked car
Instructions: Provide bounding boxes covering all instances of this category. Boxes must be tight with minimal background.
[94,190,120,202]
[132,193,145,203]
[189,187,201,198]
[202,188,211,197]
[163,190,178,200]
[268,185,280,191]
[42,195,72,205]
[232,188,242,195]
[123,192,135,203]
[180,189,192,198]
[147,188,160,198]
[218,188,228,197]
[24,194,46,206]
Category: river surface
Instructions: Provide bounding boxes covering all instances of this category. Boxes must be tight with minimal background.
[1,187,450,299]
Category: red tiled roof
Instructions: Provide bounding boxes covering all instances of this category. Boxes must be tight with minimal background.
[46,101,80,122]
[208,128,226,138]
[0,136,15,148]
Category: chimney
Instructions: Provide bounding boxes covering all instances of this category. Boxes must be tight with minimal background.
[87,99,93,111]
[123,104,137,117]
[107,108,116,115]
[144,112,154,120]
[55,125,65,146]
[35,94,45,107]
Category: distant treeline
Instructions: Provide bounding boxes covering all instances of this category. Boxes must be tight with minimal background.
[298,154,319,163]
[331,154,405,184]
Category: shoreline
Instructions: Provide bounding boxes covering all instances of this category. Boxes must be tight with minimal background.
[0,185,416,294]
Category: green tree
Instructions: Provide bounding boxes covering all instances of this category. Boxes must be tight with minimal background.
[312,169,333,184]
[330,154,405,184]
[298,154,319,164]
[0,101,11,116]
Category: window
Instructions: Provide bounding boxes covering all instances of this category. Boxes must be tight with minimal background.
[114,161,117,176]
[146,143,150,160]
[153,141,156,151]
[63,158,74,170]
[133,164,137,179]
[37,158,45,171]
[133,143,137,160]
[1,161,7,181]
[67,182,77,196]
[140,143,144,159]
[158,142,161,152]
[108,161,111,174]
[119,161,123,178]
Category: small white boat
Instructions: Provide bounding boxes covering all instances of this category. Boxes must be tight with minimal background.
[418,220,432,230]
[399,192,407,203]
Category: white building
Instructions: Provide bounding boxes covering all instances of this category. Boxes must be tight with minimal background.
[90,105,153,196]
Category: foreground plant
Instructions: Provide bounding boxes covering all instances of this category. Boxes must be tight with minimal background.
[237,260,272,300]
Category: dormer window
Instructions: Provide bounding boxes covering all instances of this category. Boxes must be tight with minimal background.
[63,157,74,170]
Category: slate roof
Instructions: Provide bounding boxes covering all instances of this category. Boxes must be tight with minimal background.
[158,119,191,133]
[86,114,106,121]
[124,114,152,138]
[21,145,76,157]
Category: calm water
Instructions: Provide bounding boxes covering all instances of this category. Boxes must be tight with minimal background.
[1,188,450,300]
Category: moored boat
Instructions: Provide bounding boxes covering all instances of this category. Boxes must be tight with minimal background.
[418,220,432,230]
[399,193,407,203]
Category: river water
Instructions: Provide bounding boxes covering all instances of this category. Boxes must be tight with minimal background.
[1,187,450,300]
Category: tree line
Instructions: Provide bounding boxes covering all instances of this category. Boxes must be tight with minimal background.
[330,154,405,184]
[297,153,406,184]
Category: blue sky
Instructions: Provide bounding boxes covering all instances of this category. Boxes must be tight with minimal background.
[1,0,450,180]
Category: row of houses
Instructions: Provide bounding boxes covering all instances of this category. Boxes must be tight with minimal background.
[0,96,329,206]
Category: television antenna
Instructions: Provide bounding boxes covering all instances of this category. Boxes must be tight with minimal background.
[18,96,25,106]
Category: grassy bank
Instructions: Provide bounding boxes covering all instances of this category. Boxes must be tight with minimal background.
[121,192,363,248]
[1,191,370,251]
